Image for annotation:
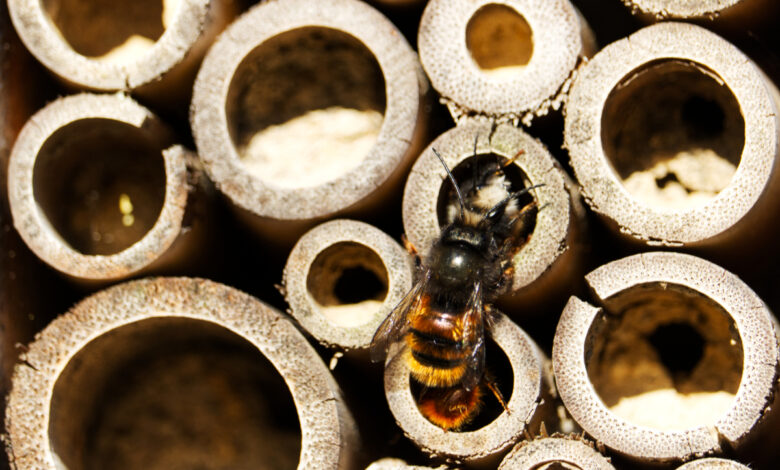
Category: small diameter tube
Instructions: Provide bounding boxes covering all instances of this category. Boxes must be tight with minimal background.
[283,219,414,350]
[564,22,780,256]
[191,0,428,246]
[402,119,586,312]
[418,0,595,122]
[384,312,557,467]
[5,277,359,470]
[7,93,207,281]
[552,252,779,465]
[498,435,615,470]
[7,0,236,109]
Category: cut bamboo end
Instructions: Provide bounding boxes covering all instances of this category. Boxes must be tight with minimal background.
[675,458,751,469]
[564,22,780,248]
[7,93,200,281]
[191,0,427,237]
[402,120,579,302]
[498,435,615,470]
[384,312,556,465]
[418,0,593,120]
[622,0,755,19]
[5,277,359,470]
[283,219,414,350]
[7,0,231,101]
[552,252,779,463]
[366,458,445,470]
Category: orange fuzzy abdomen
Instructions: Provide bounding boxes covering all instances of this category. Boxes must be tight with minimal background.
[405,310,467,388]
[416,384,483,430]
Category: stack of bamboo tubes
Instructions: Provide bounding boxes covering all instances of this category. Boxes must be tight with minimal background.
[2,0,780,468]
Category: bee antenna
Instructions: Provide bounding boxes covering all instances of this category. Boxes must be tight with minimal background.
[433,147,466,221]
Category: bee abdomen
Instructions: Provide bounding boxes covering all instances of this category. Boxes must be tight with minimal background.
[406,321,468,387]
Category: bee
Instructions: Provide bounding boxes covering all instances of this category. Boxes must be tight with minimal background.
[371,141,541,430]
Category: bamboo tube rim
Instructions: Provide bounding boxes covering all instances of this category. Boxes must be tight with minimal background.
[552,252,779,461]
[283,219,414,350]
[384,312,548,462]
[191,0,425,221]
[498,435,615,470]
[675,457,751,469]
[564,22,778,246]
[7,93,188,280]
[623,0,742,18]
[7,0,210,91]
[418,0,588,118]
[5,277,358,470]
[402,120,571,294]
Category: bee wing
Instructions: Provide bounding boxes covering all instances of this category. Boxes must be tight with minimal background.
[459,282,486,392]
[369,269,431,363]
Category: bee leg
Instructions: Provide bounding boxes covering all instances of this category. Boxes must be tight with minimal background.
[483,371,510,415]
[401,234,419,258]
[503,149,525,168]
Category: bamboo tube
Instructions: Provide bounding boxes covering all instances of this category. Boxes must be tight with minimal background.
[6,0,236,109]
[622,0,773,21]
[498,435,615,470]
[191,0,428,247]
[552,252,779,465]
[366,458,445,470]
[417,0,595,122]
[283,219,414,350]
[564,22,780,256]
[384,312,557,467]
[675,458,750,469]
[402,119,586,312]
[7,93,209,281]
[5,277,359,470]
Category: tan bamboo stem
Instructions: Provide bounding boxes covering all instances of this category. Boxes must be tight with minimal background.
[283,219,414,350]
[191,0,429,247]
[553,252,779,465]
[564,22,780,257]
[5,277,360,470]
[402,119,585,312]
[7,93,207,281]
[498,435,615,470]
[384,312,557,467]
[418,0,595,122]
[6,0,236,109]
[675,458,751,469]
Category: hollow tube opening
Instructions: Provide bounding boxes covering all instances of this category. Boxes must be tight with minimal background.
[466,4,533,79]
[49,317,302,470]
[42,0,180,61]
[226,26,387,189]
[530,463,583,470]
[32,118,167,256]
[436,152,538,248]
[601,59,745,210]
[306,241,389,328]
[585,283,743,431]
[409,338,514,432]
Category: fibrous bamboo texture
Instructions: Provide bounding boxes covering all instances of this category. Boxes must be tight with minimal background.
[564,22,780,254]
[7,0,235,108]
[675,458,751,469]
[5,277,359,470]
[191,0,428,246]
[7,93,204,281]
[418,0,594,121]
[498,435,615,470]
[283,219,414,350]
[553,252,779,464]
